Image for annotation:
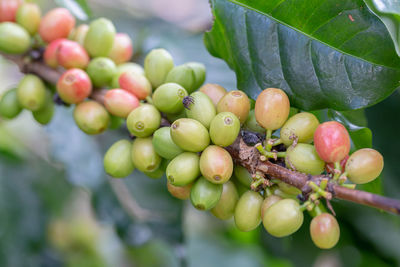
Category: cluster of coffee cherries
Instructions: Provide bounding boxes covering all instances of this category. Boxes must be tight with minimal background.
[0,2,385,250]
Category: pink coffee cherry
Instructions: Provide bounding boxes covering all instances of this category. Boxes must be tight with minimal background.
[39,8,75,43]
[108,33,133,64]
[104,89,140,118]
[57,68,92,104]
[44,39,65,68]
[119,71,152,100]
[56,40,89,69]
[0,0,22,22]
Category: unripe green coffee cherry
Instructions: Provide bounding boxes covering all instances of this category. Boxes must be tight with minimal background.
[211,181,239,220]
[165,64,196,93]
[69,24,89,46]
[111,62,144,88]
[277,182,302,196]
[184,91,216,128]
[73,101,110,135]
[232,177,249,196]
[152,127,184,160]
[166,152,200,186]
[199,83,227,107]
[170,118,210,152]
[261,195,282,219]
[131,137,161,172]
[144,48,174,88]
[190,176,222,210]
[200,145,233,184]
[209,112,240,147]
[0,22,30,54]
[86,57,117,87]
[233,165,252,188]
[243,109,265,134]
[263,199,303,237]
[186,62,206,90]
[310,213,340,249]
[16,3,41,35]
[167,181,193,200]
[217,90,250,124]
[84,18,115,57]
[234,190,263,232]
[152,83,187,114]
[109,115,124,130]
[103,139,135,178]
[32,91,54,125]
[17,74,46,111]
[0,88,22,119]
[143,161,166,179]
[285,143,325,175]
[345,148,384,184]
[281,112,319,146]
[127,104,161,137]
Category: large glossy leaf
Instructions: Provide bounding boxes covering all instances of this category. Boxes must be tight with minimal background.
[364,0,400,56]
[204,0,400,111]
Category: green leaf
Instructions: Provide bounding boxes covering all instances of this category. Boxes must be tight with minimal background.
[363,0,400,57]
[204,0,400,111]
[55,0,92,21]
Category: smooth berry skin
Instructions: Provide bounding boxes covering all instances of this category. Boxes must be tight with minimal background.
[56,40,89,69]
[310,213,340,249]
[280,112,319,146]
[211,181,239,220]
[167,181,192,200]
[0,0,21,22]
[44,39,65,68]
[255,88,290,130]
[127,104,161,137]
[108,33,133,64]
[69,24,89,46]
[104,89,139,118]
[39,8,75,43]
[261,195,282,219]
[185,91,216,129]
[84,18,115,57]
[209,112,240,147]
[166,152,200,186]
[17,74,46,111]
[103,139,135,178]
[131,137,161,173]
[119,72,152,100]
[199,83,227,107]
[57,68,92,104]
[234,190,263,232]
[190,177,223,211]
[200,145,233,184]
[74,101,110,135]
[86,57,116,87]
[0,22,30,54]
[0,88,22,119]
[217,90,250,124]
[345,148,384,184]
[170,118,210,152]
[314,121,351,163]
[144,48,174,88]
[152,127,184,160]
[16,2,41,35]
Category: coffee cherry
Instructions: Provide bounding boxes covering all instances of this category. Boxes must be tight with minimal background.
[86,57,116,87]
[44,39,65,68]
[153,83,187,114]
[185,91,216,128]
[234,190,263,232]
[0,0,21,22]
[104,89,139,118]
[232,178,250,197]
[263,199,303,237]
[261,195,282,219]
[84,18,115,57]
[185,62,206,90]
[131,137,161,172]
[200,145,233,184]
[0,88,22,119]
[167,181,193,200]
[233,165,252,188]
[126,104,161,137]
[0,22,30,54]
[108,115,124,130]
[73,101,109,135]
[277,182,302,196]
[199,83,227,107]
[285,144,325,175]
[119,72,152,100]
[112,63,144,88]
[310,213,340,249]
[32,91,54,125]
[166,152,200,186]
[152,127,184,160]
[69,24,89,46]
[56,40,90,69]
[165,64,197,93]
[143,159,167,179]
[144,48,174,88]
[345,148,384,184]
[108,33,133,64]
[255,88,290,130]
[170,118,210,152]
[314,121,351,163]
[190,176,222,211]
[217,90,250,124]
[103,139,135,178]
[57,68,92,104]
[16,2,41,35]
[39,8,75,43]
[211,181,239,220]
[243,109,265,134]
[209,112,240,147]
[17,74,46,111]
[281,112,319,146]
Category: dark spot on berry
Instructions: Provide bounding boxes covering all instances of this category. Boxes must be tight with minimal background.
[241,130,264,146]
[182,96,194,110]
[196,204,205,210]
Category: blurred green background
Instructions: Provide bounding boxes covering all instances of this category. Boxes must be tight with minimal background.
[0,0,400,266]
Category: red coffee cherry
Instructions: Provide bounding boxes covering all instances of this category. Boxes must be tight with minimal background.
[108,33,133,64]
[119,71,152,100]
[314,121,351,163]
[0,0,22,22]
[56,40,89,69]
[44,39,65,68]
[104,89,140,118]
[39,8,75,43]
[57,68,92,104]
